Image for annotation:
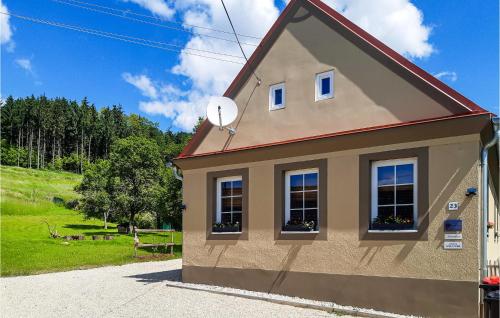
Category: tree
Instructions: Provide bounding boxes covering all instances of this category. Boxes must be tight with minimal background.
[156,168,184,230]
[109,136,164,231]
[75,160,112,229]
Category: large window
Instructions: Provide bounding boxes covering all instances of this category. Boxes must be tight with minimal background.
[269,83,285,110]
[215,176,242,233]
[284,169,319,232]
[371,158,417,231]
[315,71,334,101]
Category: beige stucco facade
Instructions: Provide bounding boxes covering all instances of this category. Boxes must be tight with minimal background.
[183,135,480,280]
[176,1,498,317]
[179,134,495,317]
[195,7,456,155]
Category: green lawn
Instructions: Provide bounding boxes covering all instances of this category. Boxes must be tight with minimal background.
[0,165,182,276]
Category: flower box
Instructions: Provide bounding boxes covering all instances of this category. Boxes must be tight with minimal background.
[282,220,316,232]
[212,223,241,233]
[282,224,315,232]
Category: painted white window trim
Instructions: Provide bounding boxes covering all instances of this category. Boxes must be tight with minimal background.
[315,70,334,101]
[216,175,243,224]
[269,82,285,111]
[284,168,319,225]
[368,230,418,233]
[280,231,320,234]
[370,158,418,231]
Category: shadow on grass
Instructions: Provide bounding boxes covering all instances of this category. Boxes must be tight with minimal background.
[63,224,116,230]
[126,269,181,283]
[83,231,120,236]
[134,245,182,254]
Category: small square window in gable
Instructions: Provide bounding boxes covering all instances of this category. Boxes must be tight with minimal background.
[269,83,285,111]
[315,71,334,101]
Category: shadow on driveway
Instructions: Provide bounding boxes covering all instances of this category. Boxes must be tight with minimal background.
[125,269,181,284]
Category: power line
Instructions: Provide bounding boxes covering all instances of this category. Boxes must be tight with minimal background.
[0,11,245,65]
[220,0,260,83]
[50,0,258,47]
[52,0,261,40]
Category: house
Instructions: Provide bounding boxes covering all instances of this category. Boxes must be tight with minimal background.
[173,0,499,317]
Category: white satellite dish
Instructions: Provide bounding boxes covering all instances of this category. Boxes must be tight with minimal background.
[206,96,238,134]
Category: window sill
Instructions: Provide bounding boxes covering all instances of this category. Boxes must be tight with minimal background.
[269,106,285,111]
[280,231,319,234]
[368,230,418,233]
[315,95,334,102]
[211,232,242,235]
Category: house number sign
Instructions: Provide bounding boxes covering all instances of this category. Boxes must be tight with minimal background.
[448,202,459,211]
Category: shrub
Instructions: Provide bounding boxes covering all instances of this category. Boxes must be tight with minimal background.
[1,140,28,167]
[135,212,156,229]
[61,153,80,173]
[65,199,79,210]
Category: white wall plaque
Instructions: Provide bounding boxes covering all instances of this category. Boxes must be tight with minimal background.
[444,233,462,240]
[448,202,459,211]
[444,241,463,250]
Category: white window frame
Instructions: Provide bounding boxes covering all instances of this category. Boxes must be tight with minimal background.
[315,70,334,101]
[215,176,243,230]
[370,158,418,232]
[269,82,285,111]
[284,168,319,229]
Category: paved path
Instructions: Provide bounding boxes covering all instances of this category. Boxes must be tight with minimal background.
[1,259,348,318]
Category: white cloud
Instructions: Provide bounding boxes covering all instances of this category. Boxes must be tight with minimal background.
[122,72,158,99]
[321,0,434,59]
[124,0,279,131]
[122,0,175,20]
[15,58,33,72]
[434,71,457,82]
[0,0,14,47]
[15,57,42,84]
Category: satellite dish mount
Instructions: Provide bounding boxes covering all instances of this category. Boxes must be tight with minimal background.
[207,97,238,136]
[218,105,236,135]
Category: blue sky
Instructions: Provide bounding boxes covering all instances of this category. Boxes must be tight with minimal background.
[1,0,498,131]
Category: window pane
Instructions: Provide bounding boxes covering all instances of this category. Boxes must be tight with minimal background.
[377,166,394,186]
[378,186,394,205]
[304,191,318,208]
[290,209,303,222]
[232,197,242,211]
[396,185,413,204]
[377,206,394,219]
[290,192,303,209]
[321,77,330,95]
[221,213,232,223]
[221,181,232,197]
[232,180,242,196]
[304,173,318,190]
[396,205,414,223]
[304,209,318,225]
[290,174,303,191]
[221,197,232,212]
[396,164,413,184]
[274,88,282,105]
[232,212,242,226]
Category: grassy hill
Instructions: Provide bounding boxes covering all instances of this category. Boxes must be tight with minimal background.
[1,165,181,276]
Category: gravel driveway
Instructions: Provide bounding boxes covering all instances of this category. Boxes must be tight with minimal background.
[1,259,349,318]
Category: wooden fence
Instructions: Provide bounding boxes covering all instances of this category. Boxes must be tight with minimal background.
[133,228,175,257]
